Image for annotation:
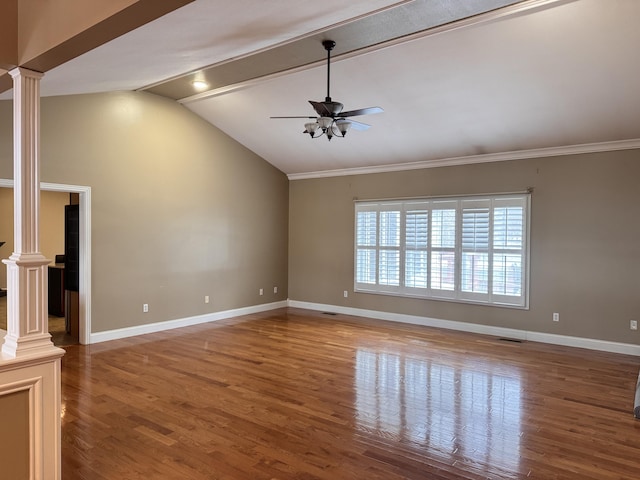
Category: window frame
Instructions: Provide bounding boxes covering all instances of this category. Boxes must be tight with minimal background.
[354,193,531,309]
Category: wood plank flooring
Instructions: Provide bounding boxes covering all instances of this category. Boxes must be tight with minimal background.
[60,308,640,479]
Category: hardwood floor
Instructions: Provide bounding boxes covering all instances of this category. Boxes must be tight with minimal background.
[59,308,640,479]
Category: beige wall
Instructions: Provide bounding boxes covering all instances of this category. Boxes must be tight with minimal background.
[41,191,68,262]
[0,187,11,288]
[289,151,640,345]
[0,91,289,333]
[0,189,68,289]
[2,88,637,347]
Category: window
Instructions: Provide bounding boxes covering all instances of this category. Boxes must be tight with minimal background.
[354,193,530,308]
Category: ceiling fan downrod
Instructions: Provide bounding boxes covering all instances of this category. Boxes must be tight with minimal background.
[322,39,335,104]
[302,39,348,141]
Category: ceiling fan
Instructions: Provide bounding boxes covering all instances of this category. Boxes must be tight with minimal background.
[271,40,383,140]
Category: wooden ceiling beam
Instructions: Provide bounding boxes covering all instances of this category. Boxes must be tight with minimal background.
[0,0,18,70]
[0,0,194,94]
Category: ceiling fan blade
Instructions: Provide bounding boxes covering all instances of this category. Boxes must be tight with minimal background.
[344,119,371,131]
[339,106,384,117]
[270,116,318,119]
[309,100,332,117]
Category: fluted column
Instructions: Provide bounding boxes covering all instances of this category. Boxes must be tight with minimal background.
[1,67,54,358]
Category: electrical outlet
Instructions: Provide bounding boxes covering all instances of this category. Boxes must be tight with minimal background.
[205,295,210,304]
[631,320,638,331]
[274,286,278,294]
[143,303,149,313]
[344,290,348,298]
[259,288,263,296]
[552,312,559,322]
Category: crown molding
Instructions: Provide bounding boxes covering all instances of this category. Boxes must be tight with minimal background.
[287,138,640,180]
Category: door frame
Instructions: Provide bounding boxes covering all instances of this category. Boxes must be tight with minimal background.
[0,179,92,345]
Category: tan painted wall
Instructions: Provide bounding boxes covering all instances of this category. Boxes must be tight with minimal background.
[289,152,640,345]
[41,191,68,262]
[0,189,68,289]
[0,389,29,480]
[0,188,11,288]
[3,88,637,346]
[0,91,289,333]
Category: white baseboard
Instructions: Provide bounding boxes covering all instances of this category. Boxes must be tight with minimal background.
[86,298,640,356]
[89,301,288,344]
[288,300,640,357]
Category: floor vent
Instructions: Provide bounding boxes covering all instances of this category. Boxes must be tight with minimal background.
[498,337,524,343]
[322,312,338,316]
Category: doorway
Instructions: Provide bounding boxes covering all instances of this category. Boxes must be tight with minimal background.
[0,180,91,345]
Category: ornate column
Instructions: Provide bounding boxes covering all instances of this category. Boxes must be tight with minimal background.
[0,67,64,480]
[2,68,54,358]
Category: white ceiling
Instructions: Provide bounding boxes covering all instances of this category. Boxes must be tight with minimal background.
[4,0,640,178]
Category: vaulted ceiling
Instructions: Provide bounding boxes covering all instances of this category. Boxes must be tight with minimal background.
[2,0,639,178]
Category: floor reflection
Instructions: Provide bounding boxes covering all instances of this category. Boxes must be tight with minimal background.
[355,349,522,472]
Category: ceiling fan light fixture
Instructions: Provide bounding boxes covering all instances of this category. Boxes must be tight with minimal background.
[326,127,334,141]
[317,116,333,130]
[304,122,319,137]
[335,119,351,136]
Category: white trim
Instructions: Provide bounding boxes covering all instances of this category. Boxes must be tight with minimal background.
[287,139,640,180]
[288,300,640,357]
[89,301,288,344]
[0,179,92,345]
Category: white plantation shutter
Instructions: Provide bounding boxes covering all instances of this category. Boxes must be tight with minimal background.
[355,193,529,308]
[430,202,457,297]
[378,209,401,286]
[355,203,402,293]
[460,199,490,301]
[355,208,377,284]
[404,203,429,290]
[491,197,527,306]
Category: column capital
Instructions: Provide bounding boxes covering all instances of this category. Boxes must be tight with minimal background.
[9,67,45,80]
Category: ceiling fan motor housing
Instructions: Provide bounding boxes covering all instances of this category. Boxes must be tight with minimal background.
[324,101,343,116]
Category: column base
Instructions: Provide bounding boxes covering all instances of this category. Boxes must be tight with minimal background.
[1,331,56,358]
[2,253,54,358]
